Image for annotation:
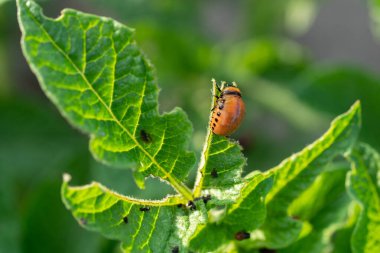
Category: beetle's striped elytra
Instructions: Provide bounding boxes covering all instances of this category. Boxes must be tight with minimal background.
[210,80,245,136]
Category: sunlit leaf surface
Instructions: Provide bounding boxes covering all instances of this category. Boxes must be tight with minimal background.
[249,102,361,249]
[17,0,195,198]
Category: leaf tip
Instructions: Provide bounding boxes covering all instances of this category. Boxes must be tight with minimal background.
[351,100,361,112]
[351,100,362,128]
[63,173,72,183]
[333,100,361,128]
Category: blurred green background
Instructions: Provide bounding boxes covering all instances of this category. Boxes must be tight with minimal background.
[1,0,380,252]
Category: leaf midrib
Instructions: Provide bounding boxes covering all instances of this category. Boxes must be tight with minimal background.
[23,4,192,200]
[192,80,218,197]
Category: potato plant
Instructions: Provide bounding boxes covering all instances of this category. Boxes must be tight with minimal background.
[17,0,380,252]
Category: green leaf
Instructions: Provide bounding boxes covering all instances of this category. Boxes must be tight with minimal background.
[288,164,349,221]
[188,80,274,251]
[250,101,361,249]
[192,79,247,203]
[346,143,380,253]
[279,167,352,253]
[17,0,195,198]
[62,174,207,252]
[189,172,274,252]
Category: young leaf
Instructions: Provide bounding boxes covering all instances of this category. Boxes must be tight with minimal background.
[346,143,380,253]
[185,80,273,251]
[193,134,246,203]
[61,174,207,252]
[250,101,361,249]
[16,0,195,199]
[193,79,247,203]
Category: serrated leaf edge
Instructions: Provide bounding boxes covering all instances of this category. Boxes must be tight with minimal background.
[17,0,193,200]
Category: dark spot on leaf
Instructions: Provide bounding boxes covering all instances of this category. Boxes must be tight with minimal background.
[177,204,183,208]
[211,168,218,178]
[187,201,196,211]
[79,218,87,225]
[140,129,152,143]
[235,231,250,241]
[291,215,300,220]
[194,195,210,204]
[171,246,179,253]
[123,216,128,224]
[139,207,150,212]
[202,194,211,204]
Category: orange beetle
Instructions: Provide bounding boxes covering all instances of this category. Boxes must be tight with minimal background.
[210,81,245,136]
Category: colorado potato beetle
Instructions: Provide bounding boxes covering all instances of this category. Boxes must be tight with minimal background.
[210,80,245,136]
